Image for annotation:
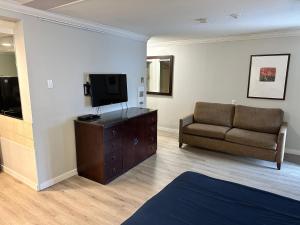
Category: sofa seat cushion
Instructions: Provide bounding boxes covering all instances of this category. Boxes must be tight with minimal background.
[225,128,277,150]
[183,123,231,140]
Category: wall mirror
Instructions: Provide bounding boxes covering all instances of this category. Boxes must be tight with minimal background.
[147,55,174,96]
[0,33,22,119]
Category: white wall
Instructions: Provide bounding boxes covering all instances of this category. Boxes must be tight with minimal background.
[0,8,146,188]
[25,19,146,187]
[147,36,300,153]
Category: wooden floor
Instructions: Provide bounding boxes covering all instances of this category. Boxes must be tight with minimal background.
[1,131,300,225]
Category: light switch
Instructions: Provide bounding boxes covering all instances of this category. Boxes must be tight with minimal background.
[47,80,54,89]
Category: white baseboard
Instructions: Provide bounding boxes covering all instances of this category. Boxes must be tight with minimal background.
[286,148,300,156]
[0,164,39,190]
[38,169,78,191]
[158,126,178,134]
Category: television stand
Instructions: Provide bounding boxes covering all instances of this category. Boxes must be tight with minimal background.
[74,107,157,184]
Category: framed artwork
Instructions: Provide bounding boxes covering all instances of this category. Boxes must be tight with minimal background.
[247,54,290,100]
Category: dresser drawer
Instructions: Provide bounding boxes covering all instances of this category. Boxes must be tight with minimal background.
[104,157,123,181]
[104,150,122,166]
[104,126,122,141]
[149,124,157,133]
[145,112,157,125]
[145,124,157,137]
[147,136,156,144]
[104,139,122,155]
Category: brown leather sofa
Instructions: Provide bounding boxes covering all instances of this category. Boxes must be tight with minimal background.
[179,102,287,170]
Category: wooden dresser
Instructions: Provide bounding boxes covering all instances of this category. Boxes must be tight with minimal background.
[74,107,157,184]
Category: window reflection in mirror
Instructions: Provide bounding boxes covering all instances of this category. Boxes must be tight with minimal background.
[0,33,22,119]
[147,55,174,96]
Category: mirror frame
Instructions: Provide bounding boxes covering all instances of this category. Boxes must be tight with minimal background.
[146,55,174,96]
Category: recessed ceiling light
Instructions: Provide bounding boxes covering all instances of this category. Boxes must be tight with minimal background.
[195,18,208,24]
[1,43,12,47]
[230,13,240,19]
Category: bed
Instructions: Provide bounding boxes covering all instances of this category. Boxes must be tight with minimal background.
[122,171,300,225]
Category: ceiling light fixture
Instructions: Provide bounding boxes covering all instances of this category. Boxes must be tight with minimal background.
[195,18,208,24]
[1,43,12,47]
[230,13,240,19]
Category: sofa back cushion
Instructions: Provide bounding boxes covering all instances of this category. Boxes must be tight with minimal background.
[233,105,283,134]
[194,102,235,127]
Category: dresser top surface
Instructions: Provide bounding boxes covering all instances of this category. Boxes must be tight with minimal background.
[75,107,157,127]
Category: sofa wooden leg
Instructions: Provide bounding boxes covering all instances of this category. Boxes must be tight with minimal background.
[179,143,183,148]
[277,162,281,170]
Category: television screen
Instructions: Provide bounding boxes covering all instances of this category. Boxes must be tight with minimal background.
[89,74,128,107]
[0,77,23,119]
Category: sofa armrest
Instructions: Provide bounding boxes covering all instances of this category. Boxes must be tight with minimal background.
[276,122,288,166]
[179,114,194,145]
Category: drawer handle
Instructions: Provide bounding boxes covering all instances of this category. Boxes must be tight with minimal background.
[133,137,139,146]
[112,129,117,136]
[112,168,117,173]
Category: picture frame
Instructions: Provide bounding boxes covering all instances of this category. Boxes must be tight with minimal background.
[247,54,290,100]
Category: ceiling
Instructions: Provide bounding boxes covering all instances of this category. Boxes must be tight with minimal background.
[13,0,300,42]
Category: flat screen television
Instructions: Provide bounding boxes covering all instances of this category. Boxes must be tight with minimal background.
[0,77,22,119]
[89,74,128,107]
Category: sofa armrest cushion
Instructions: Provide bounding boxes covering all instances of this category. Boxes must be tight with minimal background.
[278,122,288,136]
[180,114,194,128]
[276,122,288,163]
[179,114,194,143]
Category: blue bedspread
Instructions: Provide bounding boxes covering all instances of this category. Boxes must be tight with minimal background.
[122,171,300,225]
